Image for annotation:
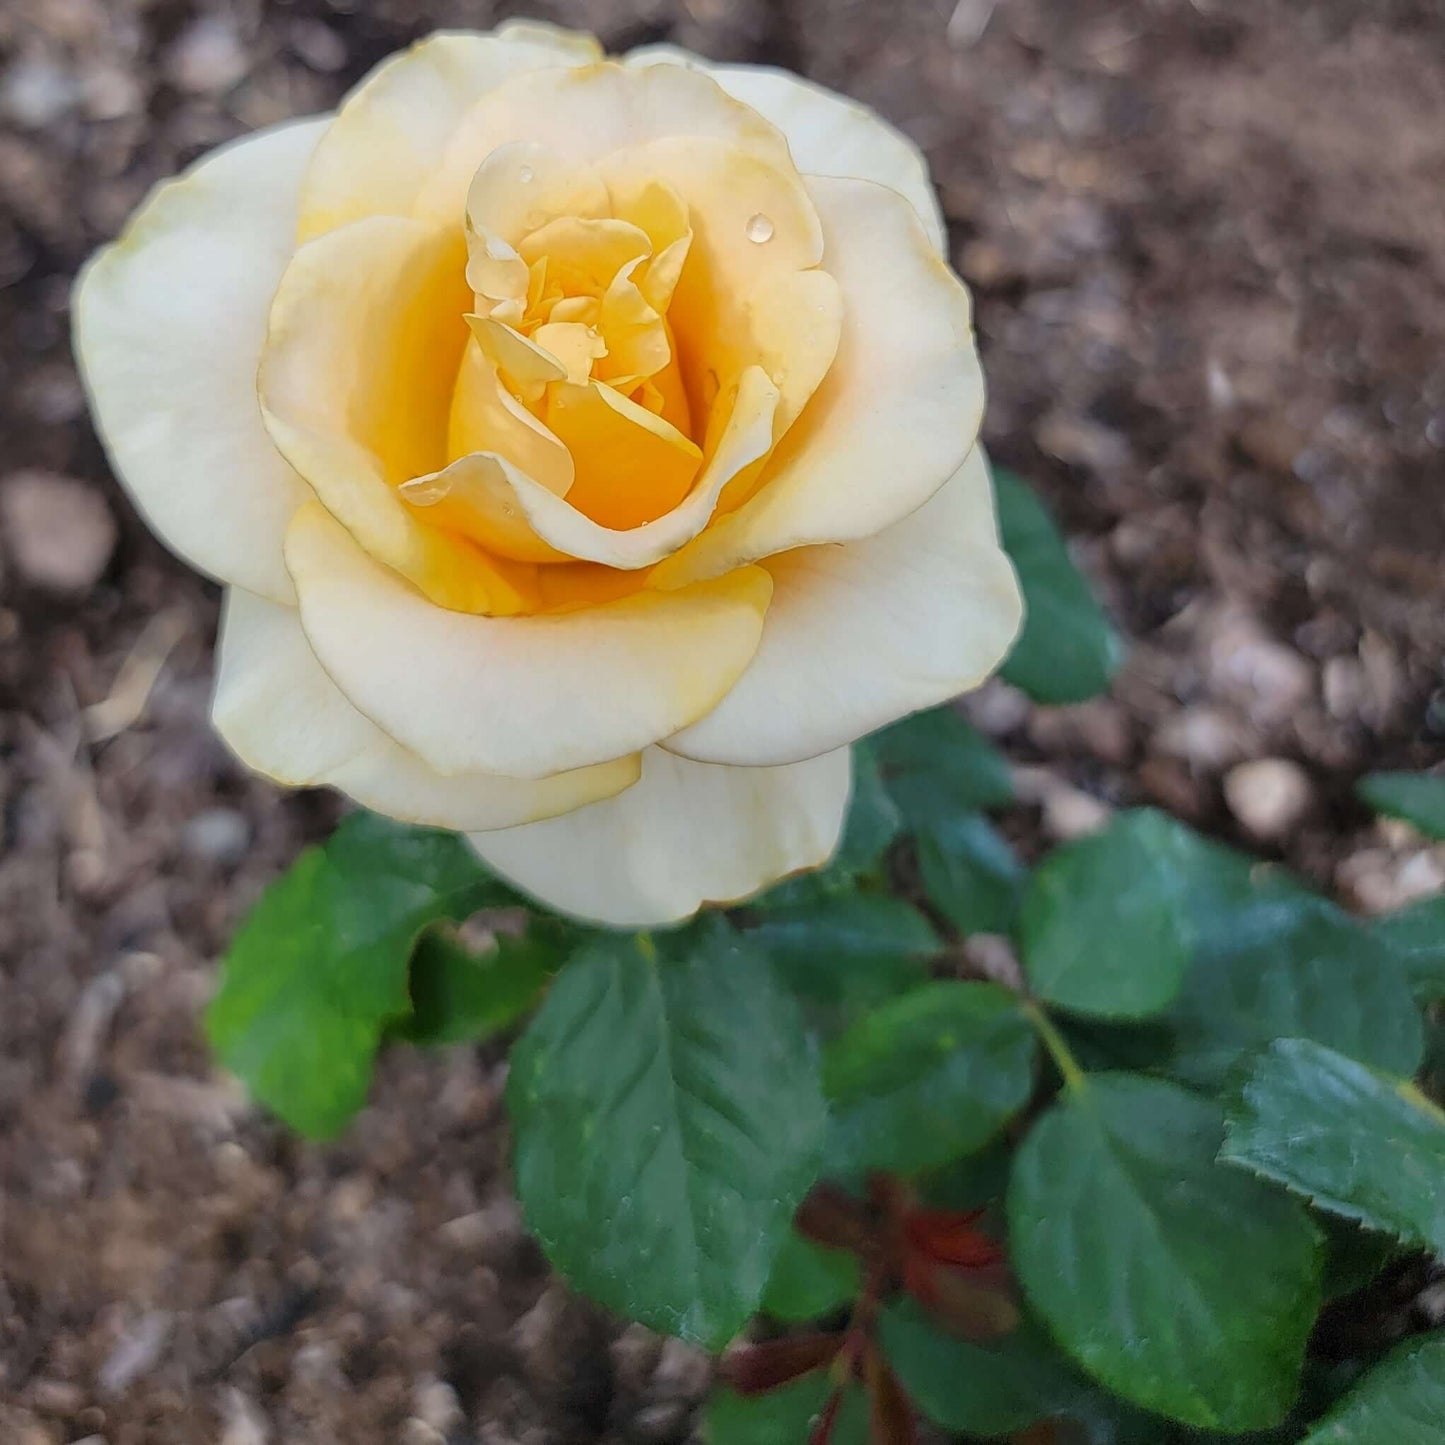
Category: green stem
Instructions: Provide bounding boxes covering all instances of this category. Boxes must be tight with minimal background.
[1023,1000,1088,1094]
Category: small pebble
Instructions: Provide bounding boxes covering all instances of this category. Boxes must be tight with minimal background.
[1224,758,1313,840]
[1042,785,1112,840]
[1154,705,1251,771]
[630,1399,691,1442]
[99,1311,173,1396]
[180,807,251,867]
[218,1388,270,1445]
[27,1378,84,1415]
[1,471,116,593]
[651,1337,710,1400]
[964,678,1032,736]
[1204,610,1314,727]
[0,56,79,128]
[412,1376,462,1434]
[290,21,348,73]
[166,18,249,94]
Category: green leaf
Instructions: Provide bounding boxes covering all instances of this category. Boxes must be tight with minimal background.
[1163,896,1424,1090]
[206,813,500,1138]
[1374,894,1445,1002]
[823,980,1036,1176]
[508,921,826,1348]
[1008,1073,1323,1432]
[744,894,939,1009]
[835,739,904,873]
[707,1376,868,1445]
[1318,1215,1399,1302]
[1300,1331,1445,1444]
[392,924,566,1047]
[1019,810,1199,1020]
[878,1298,1087,1437]
[994,468,1125,704]
[871,705,1014,828]
[1357,770,1445,840]
[1221,1038,1445,1254]
[761,1230,861,1323]
[917,812,1026,935]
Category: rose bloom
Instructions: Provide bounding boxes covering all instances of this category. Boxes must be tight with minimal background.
[75,22,1021,927]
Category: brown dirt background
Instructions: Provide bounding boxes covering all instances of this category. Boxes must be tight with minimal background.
[2,1,1443,1441]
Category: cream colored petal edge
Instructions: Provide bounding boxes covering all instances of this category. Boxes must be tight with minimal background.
[213,589,638,830]
[296,28,599,242]
[651,174,984,588]
[626,46,948,255]
[667,449,1023,766]
[283,501,774,781]
[73,117,329,604]
[468,745,852,928]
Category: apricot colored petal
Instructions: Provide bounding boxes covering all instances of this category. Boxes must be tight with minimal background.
[426,364,778,571]
[543,381,702,530]
[259,215,532,616]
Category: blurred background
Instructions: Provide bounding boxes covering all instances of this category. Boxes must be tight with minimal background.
[1,1,1443,1441]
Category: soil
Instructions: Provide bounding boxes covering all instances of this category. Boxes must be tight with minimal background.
[1,1,1442,1441]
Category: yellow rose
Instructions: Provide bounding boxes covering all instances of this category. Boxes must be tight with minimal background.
[74,22,1021,927]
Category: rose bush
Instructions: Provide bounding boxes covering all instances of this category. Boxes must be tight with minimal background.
[75,21,1021,926]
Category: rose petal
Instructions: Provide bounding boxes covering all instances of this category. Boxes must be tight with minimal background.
[415,364,779,570]
[652,175,983,586]
[297,27,601,242]
[214,589,639,830]
[283,501,773,780]
[627,47,948,254]
[667,450,1022,766]
[259,215,537,615]
[542,380,702,529]
[73,117,328,604]
[413,60,797,226]
[467,745,851,927]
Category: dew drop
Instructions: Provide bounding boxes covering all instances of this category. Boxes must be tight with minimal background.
[399,474,451,507]
[745,212,775,244]
[518,163,535,183]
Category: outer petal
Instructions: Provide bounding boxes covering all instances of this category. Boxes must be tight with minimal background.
[413,60,797,225]
[651,175,983,587]
[73,117,328,604]
[213,589,639,830]
[283,502,773,780]
[296,26,601,242]
[667,449,1023,766]
[627,47,948,254]
[468,745,852,927]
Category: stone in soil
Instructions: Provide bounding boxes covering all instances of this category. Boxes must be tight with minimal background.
[1,470,116,593]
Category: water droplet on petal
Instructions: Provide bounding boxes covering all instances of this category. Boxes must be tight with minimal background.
[400,474,451,507]
[745,212,775,244]
[518,163,535,183]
